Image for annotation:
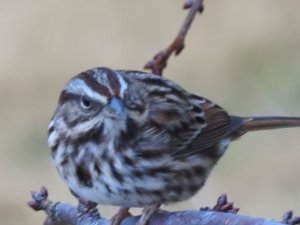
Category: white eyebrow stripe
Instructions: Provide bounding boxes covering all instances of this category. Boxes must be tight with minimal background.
[65,78,108,103]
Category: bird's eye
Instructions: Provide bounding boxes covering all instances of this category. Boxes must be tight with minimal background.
[80,94,92,109]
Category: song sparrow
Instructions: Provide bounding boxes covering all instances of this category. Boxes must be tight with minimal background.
[48,67,300,225]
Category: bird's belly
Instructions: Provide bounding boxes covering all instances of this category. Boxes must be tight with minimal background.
[54,140,228,207]
[66,172,206,207]
[60,158,210,207]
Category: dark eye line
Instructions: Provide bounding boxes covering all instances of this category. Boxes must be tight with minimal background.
[59,91,104,111]
[79,94,104,112]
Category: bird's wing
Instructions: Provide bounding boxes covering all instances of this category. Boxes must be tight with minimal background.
[172,98,231,158]
[120,70,231,158]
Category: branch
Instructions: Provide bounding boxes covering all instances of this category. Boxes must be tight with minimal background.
[28,187,300,225]
[144,0,204,75]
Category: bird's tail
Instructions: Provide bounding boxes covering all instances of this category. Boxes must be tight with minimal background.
[229,116,300,140]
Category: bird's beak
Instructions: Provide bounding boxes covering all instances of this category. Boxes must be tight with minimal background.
[107,97,126,119]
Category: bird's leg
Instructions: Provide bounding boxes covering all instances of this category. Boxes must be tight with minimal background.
[77,198,98,214]
[69,189,98,215]
[137,204,161,225]
[110,207,131,225]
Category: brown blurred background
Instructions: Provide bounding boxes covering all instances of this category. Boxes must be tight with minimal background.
[1,0,300,224]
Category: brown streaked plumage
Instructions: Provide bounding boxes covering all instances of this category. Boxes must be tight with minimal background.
[48,67,300,225]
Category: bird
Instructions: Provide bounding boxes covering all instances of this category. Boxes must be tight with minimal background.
[47,67,300,225]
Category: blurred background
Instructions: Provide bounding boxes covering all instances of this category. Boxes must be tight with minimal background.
[1,0,300,224]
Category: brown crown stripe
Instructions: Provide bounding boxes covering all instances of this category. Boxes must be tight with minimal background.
[79,71,111,98]
[59,90,79,105]
[100,68,121,96]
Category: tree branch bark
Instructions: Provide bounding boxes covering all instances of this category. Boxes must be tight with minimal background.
[28,187,297,225]
[32,202,289,225]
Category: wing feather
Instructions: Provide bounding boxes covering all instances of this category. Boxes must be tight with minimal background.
[120,70,231,158]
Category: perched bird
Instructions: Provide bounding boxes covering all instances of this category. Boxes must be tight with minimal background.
[48,67,300,225]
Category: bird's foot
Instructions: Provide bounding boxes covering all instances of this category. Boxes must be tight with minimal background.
[69,188,98,215]
[77,199,98,215]
[136,204,161,225]
[110,207,131,225]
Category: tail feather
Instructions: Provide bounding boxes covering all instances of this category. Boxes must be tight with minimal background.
[229,116,300,139]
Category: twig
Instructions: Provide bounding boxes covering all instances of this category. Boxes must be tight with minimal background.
[200,193,239,214]
[144,0,204,75]
[282,210,300,225]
